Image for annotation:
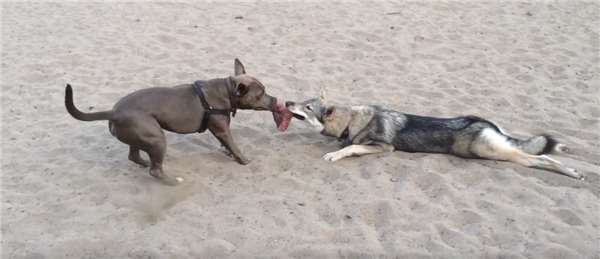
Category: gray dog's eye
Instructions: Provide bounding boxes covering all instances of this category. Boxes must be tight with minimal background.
[306,105,312,111]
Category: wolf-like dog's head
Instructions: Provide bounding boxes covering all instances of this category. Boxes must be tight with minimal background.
[286,90,354,139]
[285,89,328,131]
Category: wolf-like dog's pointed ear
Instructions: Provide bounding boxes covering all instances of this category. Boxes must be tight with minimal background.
[319,87,328,104]
[234,58,246,75]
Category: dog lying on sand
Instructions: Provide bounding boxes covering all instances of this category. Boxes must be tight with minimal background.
[285,91,583,180]
[65,59,292,185]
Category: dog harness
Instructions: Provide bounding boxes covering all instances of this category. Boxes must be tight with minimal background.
[192,80,236,133]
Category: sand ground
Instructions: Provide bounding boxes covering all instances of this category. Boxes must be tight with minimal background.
[1,2,599,258]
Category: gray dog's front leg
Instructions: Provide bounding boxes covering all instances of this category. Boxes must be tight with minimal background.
[217,132,250,165]
[209,123,250,165]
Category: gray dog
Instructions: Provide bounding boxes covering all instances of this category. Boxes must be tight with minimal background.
[286,91,583,180]
[66,59,283,185]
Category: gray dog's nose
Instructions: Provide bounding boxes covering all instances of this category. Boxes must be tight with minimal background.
[285,101,294,107]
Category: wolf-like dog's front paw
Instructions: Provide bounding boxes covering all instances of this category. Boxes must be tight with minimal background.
[323,151,344,162]
[560,166,584,180]
[568,168,585,181]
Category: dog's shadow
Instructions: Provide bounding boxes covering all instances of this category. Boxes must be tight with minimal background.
[130,178,196,224]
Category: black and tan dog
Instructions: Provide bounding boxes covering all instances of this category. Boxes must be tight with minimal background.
[286,92,584,180]
[66,59,284,185]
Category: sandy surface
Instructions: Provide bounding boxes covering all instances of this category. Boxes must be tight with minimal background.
[2,1,599,258]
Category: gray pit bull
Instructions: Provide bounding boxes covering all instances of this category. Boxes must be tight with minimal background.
[65,59,290,185]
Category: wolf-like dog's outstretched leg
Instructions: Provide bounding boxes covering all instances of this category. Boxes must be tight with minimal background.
[471,128,583,179]
[323,144,394,162]
[503,152,580,179]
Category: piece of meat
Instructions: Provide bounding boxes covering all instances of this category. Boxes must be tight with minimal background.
[272,102,292,132]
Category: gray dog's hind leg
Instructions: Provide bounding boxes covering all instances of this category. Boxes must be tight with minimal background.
[113,115,183,185]
[143,132,183,185]
[128,146,149,167]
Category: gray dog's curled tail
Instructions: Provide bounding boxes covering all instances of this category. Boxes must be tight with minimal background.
[65,84,113,121]
[513,134,561,155]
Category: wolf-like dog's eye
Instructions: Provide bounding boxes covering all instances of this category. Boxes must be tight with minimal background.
[305,105,312,111]
[324,107,334,116]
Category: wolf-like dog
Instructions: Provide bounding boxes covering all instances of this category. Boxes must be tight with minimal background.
[285,92,583,179]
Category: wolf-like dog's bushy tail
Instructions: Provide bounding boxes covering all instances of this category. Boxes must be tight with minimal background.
[508,134,559,155]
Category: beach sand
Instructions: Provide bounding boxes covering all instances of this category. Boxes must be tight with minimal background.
[2,2,599,258]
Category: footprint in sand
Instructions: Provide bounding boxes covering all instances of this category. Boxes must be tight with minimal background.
[551,209,584,226]
[452,209,484,227]
[435,223,474,250]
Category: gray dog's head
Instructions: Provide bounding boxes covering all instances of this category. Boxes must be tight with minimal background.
[230,59,277,111]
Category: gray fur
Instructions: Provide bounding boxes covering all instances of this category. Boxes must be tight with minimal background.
[66,59,279,185]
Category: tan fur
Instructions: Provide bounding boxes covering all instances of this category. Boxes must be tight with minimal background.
[322,106,352,138]
[470,128,581,179]
[348,106,375,138]
[321,105,394,162]
[322,105,375,140]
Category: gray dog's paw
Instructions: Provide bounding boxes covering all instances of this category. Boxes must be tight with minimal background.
[220,146,234,157]
[237,157,251,165]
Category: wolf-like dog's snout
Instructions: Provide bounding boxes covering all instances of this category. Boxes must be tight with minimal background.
[285,101,305,120]
[285,97,327,131]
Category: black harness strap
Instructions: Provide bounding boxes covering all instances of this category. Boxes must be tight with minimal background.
[192,80,232,132]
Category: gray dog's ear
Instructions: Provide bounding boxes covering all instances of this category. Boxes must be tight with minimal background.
[234,58,246,75]
[234,82,249,97]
